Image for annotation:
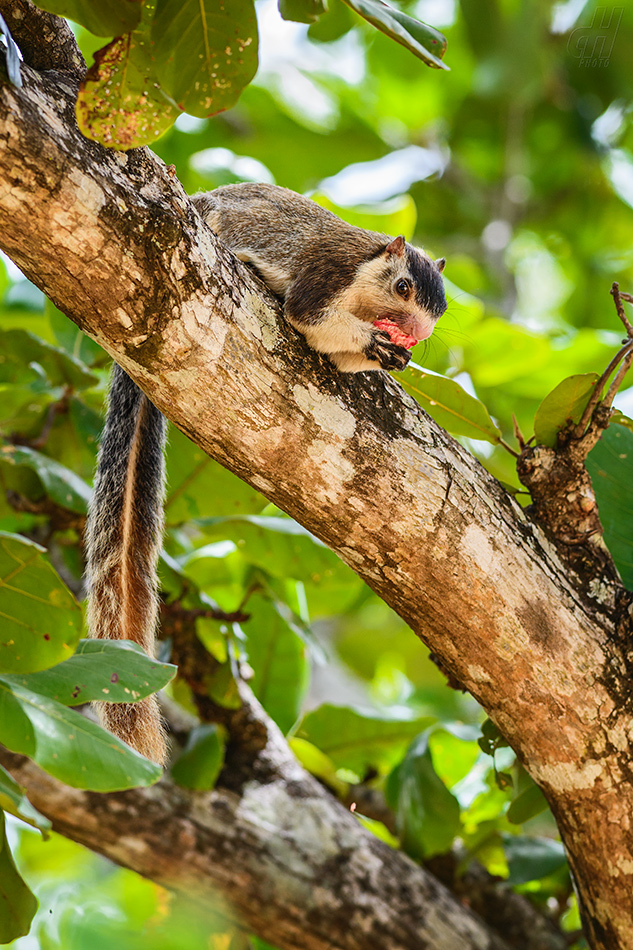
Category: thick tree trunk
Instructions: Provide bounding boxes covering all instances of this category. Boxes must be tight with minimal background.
[1,19,632,950]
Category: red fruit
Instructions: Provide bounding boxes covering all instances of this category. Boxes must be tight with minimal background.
[373,319,417,350]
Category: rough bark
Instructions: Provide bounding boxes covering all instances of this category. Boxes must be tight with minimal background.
[1,31,633,950]
[0,683,514,950]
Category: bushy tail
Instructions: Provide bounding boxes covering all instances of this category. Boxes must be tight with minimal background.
[85,364,167,764]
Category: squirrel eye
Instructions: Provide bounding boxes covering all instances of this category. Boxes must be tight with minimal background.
[396,279,410,297]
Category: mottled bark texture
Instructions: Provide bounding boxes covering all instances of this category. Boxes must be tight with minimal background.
[1,17,633,950]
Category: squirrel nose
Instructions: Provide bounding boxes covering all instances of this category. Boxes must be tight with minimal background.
[406,315,436,341]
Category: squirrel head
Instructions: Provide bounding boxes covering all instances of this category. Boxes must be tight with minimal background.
[341,236,447,342]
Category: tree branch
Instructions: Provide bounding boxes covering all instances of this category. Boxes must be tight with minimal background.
[1,56,633,949]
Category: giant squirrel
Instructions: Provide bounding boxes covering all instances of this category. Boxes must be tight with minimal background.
[85,183,447,764]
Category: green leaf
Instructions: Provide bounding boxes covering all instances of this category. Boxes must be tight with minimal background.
[196,515,341,581]
[502,834,567,884]
[296,704,434,776]
[507,782,549,825]
[401,364,502,443]
[0,811,38,943]
[533,373,599,448]
[31,0,142,36]
[171,724,226,790]
[0,763,51,834]
[165,427,266,523]
[151,0,259,118]
[206,660,241,709]
[0,532,82,674]
[279,0,328,23]
[241,594,309,734]
[0,328,98,391]
[0,445,91,514]
[385,731,460,859]
[289,737,349,795]
[341,0,448,69]
[77,1,180,150]
[586,423,633,589]
[5,639,177,707]
[0,676,162,790]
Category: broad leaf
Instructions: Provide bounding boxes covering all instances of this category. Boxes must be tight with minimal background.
[586,422,633,589]
[279,0,327,23]
[0,763,51,834]
[385,731,460,859]
[196,515,341,581]
[165,427,266,523]
[5,639,176,707]
[0,12,22,87]
[0,676,161,790]
[507,782,549,825]
[502,834,567,884]
[289,738,348,795]
[401,364,501,443]
[31,0,142,36]
[0,533,82,674]
[171,724,226,790]
[341,0,448,69]
[151,0,259,118]
[0,445,91,514]
[0,811,38,944]
[297,704,434,776]
[533,373,599,448]
[241,594,309,734]
[77,1,180,150]
[0,328,98,390]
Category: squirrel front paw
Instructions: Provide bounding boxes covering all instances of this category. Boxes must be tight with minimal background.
[365,330,412,371]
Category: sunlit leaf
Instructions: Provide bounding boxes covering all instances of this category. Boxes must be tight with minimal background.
[0,811,38,943]
[0,328,98,390]
[289,737,348,795]
[6,639,176,707]
[0,676,161,790]
[31,0,142,36]
[151,0,259,118]
[401,364,501,442]
[297,704,434,776]
[77,1,180,150]
[0,763,51,834]
[0,533,82,674]
[341,0,448,69]
[533,373,599,448]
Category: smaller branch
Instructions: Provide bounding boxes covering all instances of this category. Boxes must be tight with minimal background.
[499,437,520,458]
[603,348,633,409]
[574,339,633,438]
[610,281,633,337]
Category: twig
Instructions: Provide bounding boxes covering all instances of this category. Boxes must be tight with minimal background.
[610,282,633,337]
[574,339,633,438]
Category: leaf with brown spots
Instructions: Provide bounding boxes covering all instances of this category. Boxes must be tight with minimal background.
[151,0,259,118]
[76,1,180,150]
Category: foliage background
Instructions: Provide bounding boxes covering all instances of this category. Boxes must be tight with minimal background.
[2,0,633,946]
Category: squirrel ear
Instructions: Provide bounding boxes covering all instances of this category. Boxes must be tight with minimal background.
[385,235,406,257]
[436,257,446,272]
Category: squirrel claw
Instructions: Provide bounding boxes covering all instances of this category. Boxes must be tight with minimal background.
[365,330,412,371]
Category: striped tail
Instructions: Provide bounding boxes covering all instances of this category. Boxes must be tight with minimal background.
[85,364,167,764]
